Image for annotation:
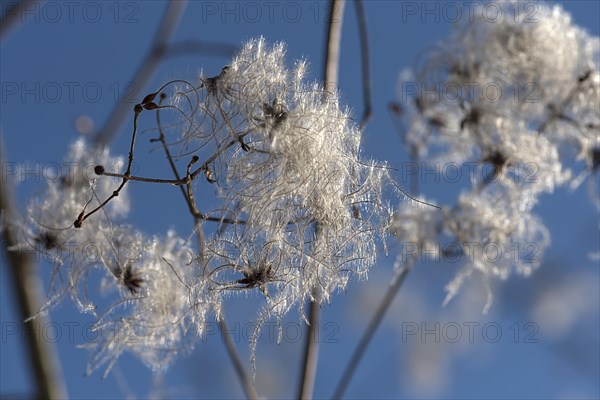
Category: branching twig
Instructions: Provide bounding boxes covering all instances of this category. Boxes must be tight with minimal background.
[153,96,257,399]
[154,94,206,221]
[75,104,144,228]
[98,171,186,184]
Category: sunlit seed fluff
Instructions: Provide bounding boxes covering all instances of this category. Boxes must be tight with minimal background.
[23,37,395,377]
[7,139,132,319]
[442,187,550,312]
[401,1,599,165]
[450,1,596,104]
[394,2,598,312]
[84,229,213,376]
[179,39,394,347]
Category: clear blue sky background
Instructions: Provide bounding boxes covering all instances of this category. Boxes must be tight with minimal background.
[1,1,599,399]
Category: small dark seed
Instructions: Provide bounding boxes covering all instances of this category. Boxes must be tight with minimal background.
[142,92,157,104]
[143,102,159,110]
[388,102,403,116]
[578,70,591,83]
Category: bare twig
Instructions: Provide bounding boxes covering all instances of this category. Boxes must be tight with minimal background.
[332,143,421,398]
[154,94,205,221]
[0,135,68,399]
[2,3,67,397]
[153,99,257,399]
[164,39,239,59]
[75,104,144,228]
[322,1,346,96]
[98,171,185,184]
[298,1,346,399]
[93,0,188,146]
[297,294,322,400]
[218,319,259,400]
[332,258,415,399]
[353,0,372,129]
[0,0,42,43]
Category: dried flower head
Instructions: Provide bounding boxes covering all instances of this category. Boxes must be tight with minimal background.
[396,2,598,311]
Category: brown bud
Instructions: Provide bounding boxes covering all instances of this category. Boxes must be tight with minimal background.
[142,92,158,104]
[143,102,159,110]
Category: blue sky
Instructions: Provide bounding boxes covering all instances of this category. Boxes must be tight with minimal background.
[1,1,599,398]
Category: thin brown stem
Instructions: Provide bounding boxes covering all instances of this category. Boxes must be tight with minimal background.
[298,294,322,400]
[153,99,257,399]
[75,105,144,228]
[332,144,422,399]
[218,319,259,400]
[154,96,206,221]
[164,39,239,59]
[322,1,346,96]
[354,0,372,129]
[0,0,41,43]
[0,136,68,399]
[298,1,346,399]
[332,258,415,399]
[99,171,186,185]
